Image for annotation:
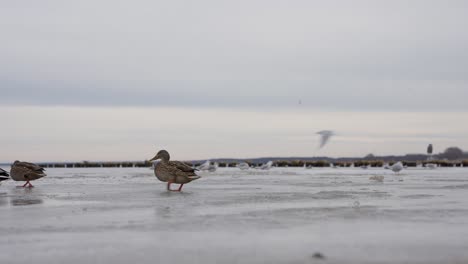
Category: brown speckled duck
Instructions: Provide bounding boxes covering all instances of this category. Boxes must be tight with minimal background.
[10,161,46,188]
[149,150,200,191]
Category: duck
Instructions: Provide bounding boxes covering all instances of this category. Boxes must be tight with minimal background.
[149,150,201,191]
[10,161,47,187]
[0,168,10,183]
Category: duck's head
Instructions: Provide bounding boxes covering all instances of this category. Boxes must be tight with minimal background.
[149,150,170,162]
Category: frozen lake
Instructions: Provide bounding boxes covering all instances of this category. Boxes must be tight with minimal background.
[1,167,468,264]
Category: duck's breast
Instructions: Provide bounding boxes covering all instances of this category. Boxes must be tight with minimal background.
[154,163,173,182]
[10,166,27,181]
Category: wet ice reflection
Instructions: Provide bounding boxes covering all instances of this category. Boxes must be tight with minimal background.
[0,167,468,264]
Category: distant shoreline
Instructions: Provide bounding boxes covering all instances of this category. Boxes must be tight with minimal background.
[1,158,466,168]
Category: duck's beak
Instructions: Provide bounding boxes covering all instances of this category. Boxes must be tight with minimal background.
[149,154,159,161]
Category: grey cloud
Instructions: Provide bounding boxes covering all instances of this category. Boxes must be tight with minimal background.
[1,0,468,110]
[2,78,468,110]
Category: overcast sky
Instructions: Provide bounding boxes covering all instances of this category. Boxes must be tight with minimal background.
[1,1,467,162]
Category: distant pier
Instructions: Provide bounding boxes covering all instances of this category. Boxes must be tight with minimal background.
[30,159,468,169]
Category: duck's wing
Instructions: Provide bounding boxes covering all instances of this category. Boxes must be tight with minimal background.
[166,161,199,180]
[0,168,8,176]
[15,161,46,174]
[0,168,9,181]
[170,161,197,173]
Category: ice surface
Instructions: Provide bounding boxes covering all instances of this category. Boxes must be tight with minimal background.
[1,167,468,264]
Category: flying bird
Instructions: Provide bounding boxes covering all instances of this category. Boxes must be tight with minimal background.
[10,161,47,187]
[317,130,335,149]
[149,150,201,192]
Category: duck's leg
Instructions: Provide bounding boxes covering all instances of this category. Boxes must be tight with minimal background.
[167,181,183,192]
[21,181,33,188]
[167,182,173,191]
[177,184,184,192]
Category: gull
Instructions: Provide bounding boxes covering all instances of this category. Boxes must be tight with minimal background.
[208,162,218,172]
[197,160,217,172]
[317,130,334,149]
[390,162,404,174]
[237,162,250,170]
[197,160,211,171]
[149,150,201,192]
[259,161,273,170]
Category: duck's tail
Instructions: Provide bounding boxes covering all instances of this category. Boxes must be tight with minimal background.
[0,175,10,182]
[0,168,8,177]
[188,175,201,182]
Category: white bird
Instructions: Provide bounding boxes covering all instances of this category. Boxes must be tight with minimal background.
[197,160,217,172]
[197,160,211,171]
[317,130,334,149]
[208,162,218,172]
[259,161,273,170]
[237,162,250,170]
[391,162,404,174]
